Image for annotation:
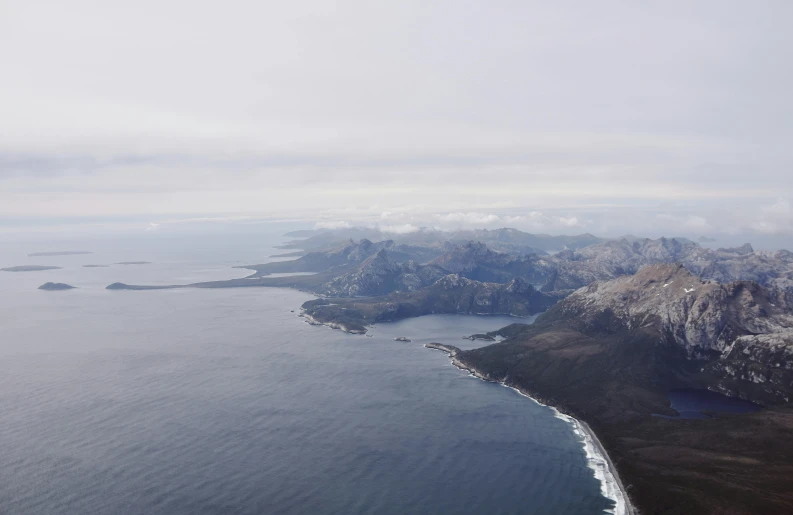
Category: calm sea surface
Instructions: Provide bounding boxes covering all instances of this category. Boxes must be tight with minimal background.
[0,234,613,514]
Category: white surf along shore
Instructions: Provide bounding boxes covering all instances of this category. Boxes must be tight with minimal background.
[425,343,634,515]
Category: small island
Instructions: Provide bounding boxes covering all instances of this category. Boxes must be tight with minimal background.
[38,282,76,291]
[114,261,152,265]
[393,336,411,342]
[83,264,109,268]
[1,265,63,272]
[28,251,92,257]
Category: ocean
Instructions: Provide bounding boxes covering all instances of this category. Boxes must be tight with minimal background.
[0,232,616,514]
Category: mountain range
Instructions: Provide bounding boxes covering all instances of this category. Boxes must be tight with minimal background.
[455,263,793,514]
[103,226,793,512]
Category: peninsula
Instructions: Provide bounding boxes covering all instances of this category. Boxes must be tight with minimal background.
[2,265,62,272]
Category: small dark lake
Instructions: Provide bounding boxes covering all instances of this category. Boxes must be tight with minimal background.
[655,389,762,419]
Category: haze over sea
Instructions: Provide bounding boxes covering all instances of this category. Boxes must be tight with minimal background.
[0,231,614,514]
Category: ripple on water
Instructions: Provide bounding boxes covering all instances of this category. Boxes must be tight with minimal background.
[0,263,613,515]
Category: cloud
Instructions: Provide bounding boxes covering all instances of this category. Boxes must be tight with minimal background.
[510,211,588,231]
[428,210,588,232]
[314,220,352,230]
[1,1,791,241]
[764,198,791,217]
[750,198,793,234]
[682,216,713,231]
[436,212,501,225]
[380,224,420,234]
[559,216,581,227]
[654,213,713,233]
[160,216,253,224]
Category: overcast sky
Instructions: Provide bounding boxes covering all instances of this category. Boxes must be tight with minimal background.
[2,1,792,241]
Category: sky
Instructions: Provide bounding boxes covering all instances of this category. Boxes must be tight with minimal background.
[2,0,793,244]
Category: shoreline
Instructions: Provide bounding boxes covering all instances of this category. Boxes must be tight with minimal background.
[299,311,367,335]
[425,343,634,515]
[576,419,635,515]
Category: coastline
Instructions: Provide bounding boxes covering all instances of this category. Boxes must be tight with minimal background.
[425,343,634,515]
[575,419,635,515]
[299,311,367,335]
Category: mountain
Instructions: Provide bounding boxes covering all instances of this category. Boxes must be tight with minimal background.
[276,226,602,255]
[319,249,449,297]
[97,227,793,512]
[321,240,556,296]
[544,237,793,299]
[236,239,554,296]
[239,238,444,277]
[300,274,559,334]
[276,227,385,250]
[108,234,793,321]
[453,264,793,514]
[430,241,553,284]
[556,264,793,402]
[445,228,603,252]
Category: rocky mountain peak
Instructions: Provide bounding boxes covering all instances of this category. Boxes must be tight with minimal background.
[505,276,534,294]
[556,263,793,356]
[435,273,475,289]
[402,260,419,273]
[361,248,398,269]
[430,241,499,273]
[320,248,446,297]
[346,238,379,263]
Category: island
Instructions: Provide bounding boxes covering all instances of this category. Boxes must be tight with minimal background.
[114,261,152,265]
[38,282,76,291]
[1,265,62,272]
[83,264,109,268]
[28,251,92,257]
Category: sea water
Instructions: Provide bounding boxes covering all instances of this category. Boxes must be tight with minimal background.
[0,233,614,514]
